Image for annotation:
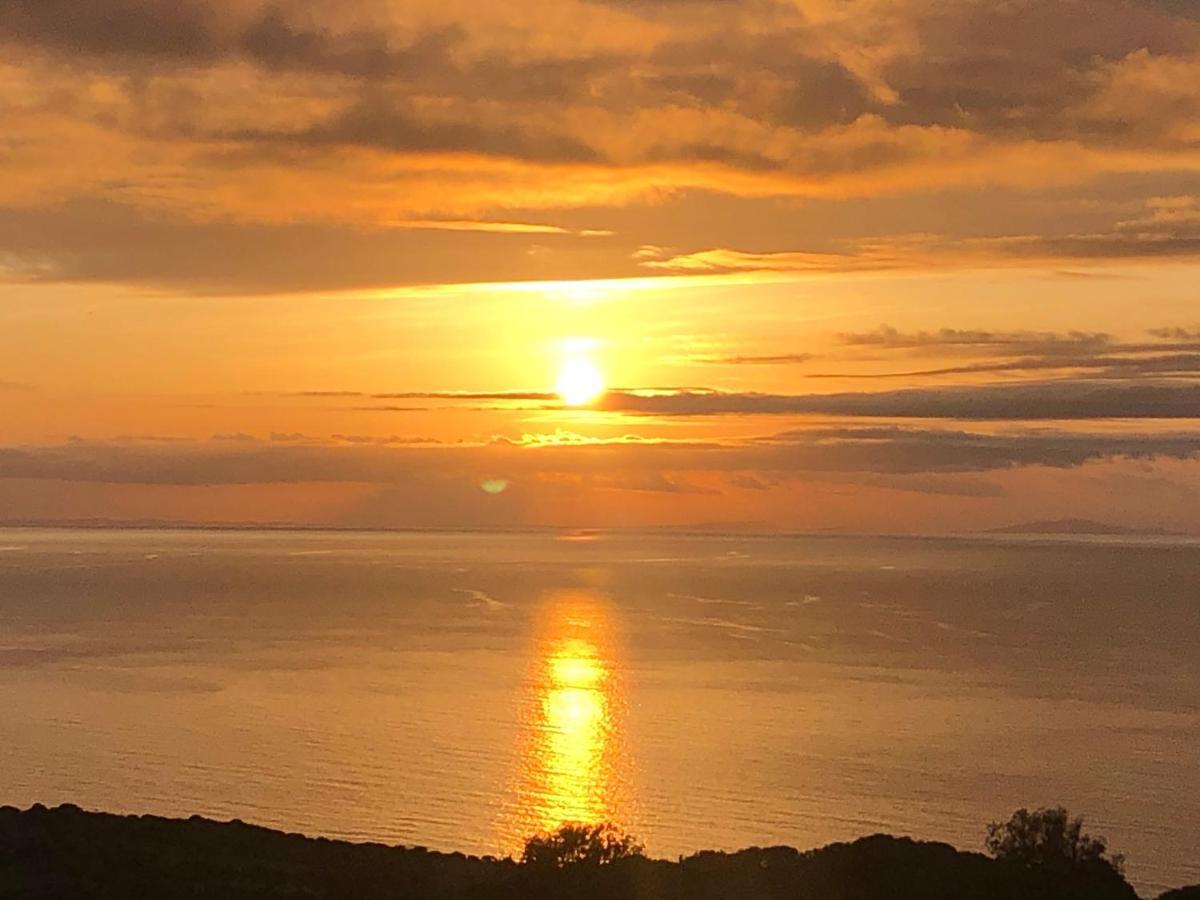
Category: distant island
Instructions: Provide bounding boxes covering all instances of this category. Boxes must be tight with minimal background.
[985,518,1183,536]
[2,804,1196,900]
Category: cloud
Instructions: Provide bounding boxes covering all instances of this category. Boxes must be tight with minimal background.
[239,91,602,164]
[388,221,608,235]
[1149,325,1200,341]
[710,324,1200,382]
[1149,0,1200,19]
[589,471,719,493]
[1,2,1198,209]
[330,434,440,445]
[813,354,1200,381]
[287,391,370,398]
[878,0,1199,141]
[313,368,1200,420]
[369,391,559,401]
[792,325,1200,380]
[267,391,568,412]
[238,13,461,80]
[4,426,1200,490]
[834,326,1117,353]
[715,326,1200,371]
[0,0,462,77]
[0,0,229,62]
[761,425,1200,474]
[645,28,877,132]
[856,473,1007,498]
[593,380,1200,419]
[636,201,1200,275]
[0,200,641,293]
[2,0,1200,295]
[582,0,773,8]
[638,247,872,274]
[710,353,816,365]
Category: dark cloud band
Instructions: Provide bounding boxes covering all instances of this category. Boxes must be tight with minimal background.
[592,380,1200,419]
[4,425,1200,485]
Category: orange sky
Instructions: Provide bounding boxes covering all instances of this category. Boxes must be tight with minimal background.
[3,0,1200,533]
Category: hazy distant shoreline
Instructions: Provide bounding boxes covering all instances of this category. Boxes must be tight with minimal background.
[1,518,1196,540]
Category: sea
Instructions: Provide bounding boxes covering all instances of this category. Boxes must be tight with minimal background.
[1,527,1196,894]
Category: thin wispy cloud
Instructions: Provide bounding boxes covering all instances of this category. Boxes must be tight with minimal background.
[706,325,1200,383]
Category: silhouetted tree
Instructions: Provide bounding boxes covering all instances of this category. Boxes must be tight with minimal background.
[986,807,1124,875]
[520,823,644,869]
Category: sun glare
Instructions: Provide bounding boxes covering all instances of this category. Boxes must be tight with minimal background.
[556,357,606,406]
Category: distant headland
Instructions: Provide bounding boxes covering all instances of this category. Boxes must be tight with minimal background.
[984,518,1184,536]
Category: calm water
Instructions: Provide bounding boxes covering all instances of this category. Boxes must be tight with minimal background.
[1,527,1197,893]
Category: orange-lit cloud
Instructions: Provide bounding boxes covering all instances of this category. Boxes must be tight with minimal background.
[2,0,1200,291]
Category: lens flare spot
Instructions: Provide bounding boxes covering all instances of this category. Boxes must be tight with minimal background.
[481,479,509,495]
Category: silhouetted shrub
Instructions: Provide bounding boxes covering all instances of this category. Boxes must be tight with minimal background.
[986,806,1124,874]
[520,823,644,868]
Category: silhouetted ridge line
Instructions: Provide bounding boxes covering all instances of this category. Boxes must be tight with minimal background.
[1,803,1179,899]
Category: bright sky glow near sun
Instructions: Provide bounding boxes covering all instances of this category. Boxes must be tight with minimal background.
[3,0,1200,533]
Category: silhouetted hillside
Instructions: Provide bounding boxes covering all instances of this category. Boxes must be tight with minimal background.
[0,804,507,899]
[0,804,1158,900]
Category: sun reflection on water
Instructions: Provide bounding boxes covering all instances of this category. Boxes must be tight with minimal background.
[503,590,632,849]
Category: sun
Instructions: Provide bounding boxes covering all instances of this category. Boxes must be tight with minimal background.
[556,357,606,406]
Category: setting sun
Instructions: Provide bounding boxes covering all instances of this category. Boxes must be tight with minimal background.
[556,357,606,406]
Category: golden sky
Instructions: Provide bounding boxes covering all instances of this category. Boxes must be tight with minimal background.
[3,0,1200,532]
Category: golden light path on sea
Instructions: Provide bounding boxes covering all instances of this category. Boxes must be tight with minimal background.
[503,590,632,849]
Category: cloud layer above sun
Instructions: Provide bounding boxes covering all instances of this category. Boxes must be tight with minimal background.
[3,0,1200,290]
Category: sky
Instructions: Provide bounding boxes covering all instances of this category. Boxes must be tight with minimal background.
[3,0,1200,533]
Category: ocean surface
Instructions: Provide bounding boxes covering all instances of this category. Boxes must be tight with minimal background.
[1,527,1197,893]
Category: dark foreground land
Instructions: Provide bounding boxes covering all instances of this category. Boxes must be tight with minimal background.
[2,804,1196,900]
